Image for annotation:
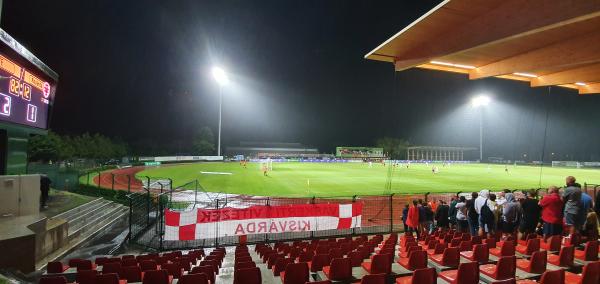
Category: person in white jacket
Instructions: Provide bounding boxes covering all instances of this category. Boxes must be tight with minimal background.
[475,189,496,236]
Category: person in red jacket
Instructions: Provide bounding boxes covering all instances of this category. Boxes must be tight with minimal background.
[407,199,420,238]
[539,186,564,240]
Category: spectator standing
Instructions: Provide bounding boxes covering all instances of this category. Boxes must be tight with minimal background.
[448,197,458,229]
[402,204,409,232]
[475,189,496,236]
[562,176,584,235]
[519,190,541,239]
[424,205,434,233]
[435,200,450,229]
[538,186,563,239]
[40,175,51,209]
[455,196,468,232]
[581,191,593,215]
[407,200,420,238]
[501,193,521,236]
[466,192,479,236]
[418,199,426,233]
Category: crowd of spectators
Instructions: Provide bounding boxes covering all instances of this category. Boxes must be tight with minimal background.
[402,176,600,242]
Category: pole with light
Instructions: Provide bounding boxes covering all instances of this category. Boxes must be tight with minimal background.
[212,66,229,157]
[471,95,490,162]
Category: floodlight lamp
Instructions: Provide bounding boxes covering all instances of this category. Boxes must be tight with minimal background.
[471,95,490,108]
[212,66,229,86]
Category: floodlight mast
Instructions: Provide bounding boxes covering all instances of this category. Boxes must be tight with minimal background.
[471,95,490,161]
[212,66,229,157]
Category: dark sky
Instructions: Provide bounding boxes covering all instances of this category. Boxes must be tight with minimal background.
[3,1,600,160]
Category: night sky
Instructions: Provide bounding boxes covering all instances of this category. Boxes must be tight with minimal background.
[3,1,600,160]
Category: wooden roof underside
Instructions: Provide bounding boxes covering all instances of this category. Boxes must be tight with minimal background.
[365,0,600,95]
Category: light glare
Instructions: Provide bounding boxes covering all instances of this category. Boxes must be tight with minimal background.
[575,82,586,86]
[471,95,491,108]
[212,66,229,86]
[513,72,538,78]
[430,60,476,69]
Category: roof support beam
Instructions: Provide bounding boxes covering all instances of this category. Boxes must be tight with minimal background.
[531,63,600,87]
[392,0,600,71]
[579,83,600,94]
[470,31,600,79]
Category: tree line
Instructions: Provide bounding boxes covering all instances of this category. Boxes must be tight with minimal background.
[28,132,129,162]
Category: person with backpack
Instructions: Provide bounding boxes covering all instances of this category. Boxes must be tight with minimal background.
[466,192,479,236]
[475,189,496,237]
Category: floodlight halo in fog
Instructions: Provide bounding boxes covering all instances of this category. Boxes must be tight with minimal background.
[471,95,491,108]
[212,66,229,86]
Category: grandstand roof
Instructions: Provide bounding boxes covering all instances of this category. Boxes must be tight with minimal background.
[365,0,600,95]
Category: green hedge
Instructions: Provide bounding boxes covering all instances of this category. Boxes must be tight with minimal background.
[69,184,130,205]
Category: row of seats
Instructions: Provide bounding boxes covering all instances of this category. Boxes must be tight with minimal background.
[393,229,600,284]
[41,248,220,284]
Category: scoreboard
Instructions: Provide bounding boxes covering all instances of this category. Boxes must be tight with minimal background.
[0,29,57,130]
[0,53,53,129]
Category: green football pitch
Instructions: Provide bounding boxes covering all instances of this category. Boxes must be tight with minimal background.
[136,162,600,197]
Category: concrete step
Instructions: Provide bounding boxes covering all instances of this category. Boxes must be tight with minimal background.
[68,202,128,241]
[68,201,120,235]
[52,198,107,222]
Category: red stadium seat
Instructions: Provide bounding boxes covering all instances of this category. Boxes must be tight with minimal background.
[480,256,516,281]
[458,241,472,252]
[516,250,547,274]
[540,236,562,252]
[140,260,158,271]
[547,245,574,268]
[574,240,599,261]
[122,265,142,282]
[460,244,489,263]
[362,253,391,275]
[200,260,219,274]
[323,258,352,281]
[438,261,479,284]
[75,270,97,284]
[490,240,515,257]
[272,257,293,276]
[233,267,261,284]
[349,251,364,267]
[235,261,256,269]
[564,261,600,284]
[308,254,330,272]
[298,250,314,263]
[102,262,122,278]
[191,265,215,284]
[121,258,137,267]
[533,269,564,284]
[484,237,497,249]
[76,259,96,271]
[162,262,183,279]
[39,276,68,284]
[307,281,332,284]
[46,261,69,274]
[178,273,209,284]
[142,269,171,284]
[397,250,427,271]
[280,262,309,284]
[395,267,436,284]
[96,273,126,284]
[95,257,109,266]
[430,247,459,268]
[427,242,447,255]
[360,273,386,284]
[516,238,540,256]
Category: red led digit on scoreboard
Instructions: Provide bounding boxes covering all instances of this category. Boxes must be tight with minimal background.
[0,93,11,116]
[26,103,37,122]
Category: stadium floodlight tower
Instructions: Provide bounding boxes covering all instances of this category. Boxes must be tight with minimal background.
[471,95,490,161]
[212,66,229,157]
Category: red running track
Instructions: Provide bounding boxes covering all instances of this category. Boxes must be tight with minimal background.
[92,166,146,192]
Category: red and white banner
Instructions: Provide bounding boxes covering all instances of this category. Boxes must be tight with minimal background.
[164,203,363,241]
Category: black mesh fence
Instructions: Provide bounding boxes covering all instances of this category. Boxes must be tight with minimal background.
[127,183,584,251]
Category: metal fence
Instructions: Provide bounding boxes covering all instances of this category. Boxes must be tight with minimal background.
[125,179,551,251]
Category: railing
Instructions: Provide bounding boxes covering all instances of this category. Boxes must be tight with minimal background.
[126,180,554,251]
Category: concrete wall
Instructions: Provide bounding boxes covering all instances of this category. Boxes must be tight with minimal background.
[0,174,41,216]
